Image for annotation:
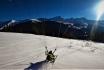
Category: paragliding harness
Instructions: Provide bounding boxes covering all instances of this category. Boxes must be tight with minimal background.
[45,46,57,63]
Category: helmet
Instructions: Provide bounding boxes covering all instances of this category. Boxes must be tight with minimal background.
[49,50,52,54]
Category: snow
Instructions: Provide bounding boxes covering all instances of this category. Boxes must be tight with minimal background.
[0,20,16,30]
[30,19,41,22]
[0,32,104,70]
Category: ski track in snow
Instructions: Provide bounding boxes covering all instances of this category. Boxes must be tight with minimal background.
[0,32,104,70]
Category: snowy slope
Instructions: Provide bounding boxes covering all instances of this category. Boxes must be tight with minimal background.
[0,32,104,70]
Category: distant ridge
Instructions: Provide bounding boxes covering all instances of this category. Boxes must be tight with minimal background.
[0,16,104,43]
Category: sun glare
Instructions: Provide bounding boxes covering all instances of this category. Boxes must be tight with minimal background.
[90,1,104,40]
[96,1,104,21]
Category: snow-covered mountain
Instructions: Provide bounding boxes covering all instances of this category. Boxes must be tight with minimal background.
[0,32,104,70]
[0,17,89,30]
[0,19,41,28]
[0,17,104,43]
[0,17,89,39]
[49,16,64,21]
[0,20,16,30]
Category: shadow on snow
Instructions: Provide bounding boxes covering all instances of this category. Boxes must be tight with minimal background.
[24,60,48,70]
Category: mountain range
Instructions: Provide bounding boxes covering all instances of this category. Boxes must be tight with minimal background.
[0,16,104,43]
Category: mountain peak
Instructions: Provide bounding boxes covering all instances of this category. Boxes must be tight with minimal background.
[30,19,40,22]
[50,16,64,21]
[11,20,16,23]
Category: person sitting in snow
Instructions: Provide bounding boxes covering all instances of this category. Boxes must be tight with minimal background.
[45,46,57,63]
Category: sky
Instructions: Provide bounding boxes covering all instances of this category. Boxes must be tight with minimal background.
[0,0,100,21]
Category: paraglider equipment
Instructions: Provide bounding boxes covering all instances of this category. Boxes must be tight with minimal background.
[45,46,57,63]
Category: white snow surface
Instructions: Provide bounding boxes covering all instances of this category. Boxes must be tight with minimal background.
[0,32,104,70]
